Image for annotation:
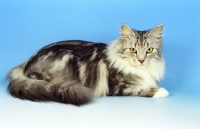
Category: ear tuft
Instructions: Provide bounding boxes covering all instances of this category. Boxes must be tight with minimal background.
[148,24,163,38]
[120,24,135,37]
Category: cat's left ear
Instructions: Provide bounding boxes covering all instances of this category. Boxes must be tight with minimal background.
[148,24,163,38]
[120,24,135,38]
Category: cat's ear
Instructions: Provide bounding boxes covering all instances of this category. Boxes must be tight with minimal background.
[148,24,163,38]
[120,24,135,38]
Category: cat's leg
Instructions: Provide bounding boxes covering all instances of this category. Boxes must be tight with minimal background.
[111,85,169,98]
[152,88,169,98]
[135,87,169,98]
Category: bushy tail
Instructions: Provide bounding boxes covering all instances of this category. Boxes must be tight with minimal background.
[7,63,93,106]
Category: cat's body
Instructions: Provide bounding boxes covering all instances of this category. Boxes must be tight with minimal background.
[7,24,169,105]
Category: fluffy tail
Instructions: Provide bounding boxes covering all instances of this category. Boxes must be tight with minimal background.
[7,63,93,106]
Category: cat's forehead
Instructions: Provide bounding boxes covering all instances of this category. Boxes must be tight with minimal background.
[132,30,149,37]
[130,30,149,47]
[122,27,162,48]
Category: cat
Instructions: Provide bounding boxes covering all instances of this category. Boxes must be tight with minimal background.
[7,24,169,106]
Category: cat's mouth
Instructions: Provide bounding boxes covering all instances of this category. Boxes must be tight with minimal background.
[130,60,148,68]
[133,63,149,68]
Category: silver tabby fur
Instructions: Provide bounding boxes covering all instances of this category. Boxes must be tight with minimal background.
[7,24,169,106]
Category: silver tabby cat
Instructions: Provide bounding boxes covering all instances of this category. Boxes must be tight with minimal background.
[7,24,169,106]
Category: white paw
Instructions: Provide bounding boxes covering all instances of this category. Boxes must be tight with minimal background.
[153,88,169,98]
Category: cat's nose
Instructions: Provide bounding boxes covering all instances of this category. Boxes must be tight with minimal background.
[138,60,144,64]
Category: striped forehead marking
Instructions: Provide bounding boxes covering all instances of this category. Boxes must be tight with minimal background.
[134,31,148,47]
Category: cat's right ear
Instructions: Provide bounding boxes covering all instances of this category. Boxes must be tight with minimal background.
[120,24,135,38]
[148,24,163,38]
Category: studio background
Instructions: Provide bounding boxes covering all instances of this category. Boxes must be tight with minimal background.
[0,0,200,129]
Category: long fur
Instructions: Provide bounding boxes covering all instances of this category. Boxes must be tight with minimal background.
[7,24,169,106]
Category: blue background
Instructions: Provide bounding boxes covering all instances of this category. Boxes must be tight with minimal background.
[0,1,200,129]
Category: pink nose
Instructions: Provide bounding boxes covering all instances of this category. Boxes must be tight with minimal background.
[138,60,144,64]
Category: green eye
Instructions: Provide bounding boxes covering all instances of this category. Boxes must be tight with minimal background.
[146,47,154,54]
[129,48,137,53]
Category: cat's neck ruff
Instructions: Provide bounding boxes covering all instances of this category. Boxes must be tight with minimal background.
[106,40,165,82]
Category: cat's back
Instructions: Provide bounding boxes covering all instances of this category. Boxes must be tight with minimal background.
[24,40,108,74]
[30,40,107,58]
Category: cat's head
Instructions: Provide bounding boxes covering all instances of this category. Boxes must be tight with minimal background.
[109,24,164,68]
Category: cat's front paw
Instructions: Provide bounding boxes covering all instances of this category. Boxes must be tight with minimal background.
[153,88,169,98]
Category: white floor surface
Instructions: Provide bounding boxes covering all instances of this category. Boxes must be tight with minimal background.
[0,85,199,129]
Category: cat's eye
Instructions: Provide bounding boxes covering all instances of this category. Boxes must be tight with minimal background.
[129,48,137,53]
[146,47,154,54]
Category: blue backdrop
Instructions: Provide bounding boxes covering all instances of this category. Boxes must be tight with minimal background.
[1,1,200,129]
[1,0,200,97]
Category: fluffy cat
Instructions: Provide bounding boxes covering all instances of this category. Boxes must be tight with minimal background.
[7,24,169,106]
